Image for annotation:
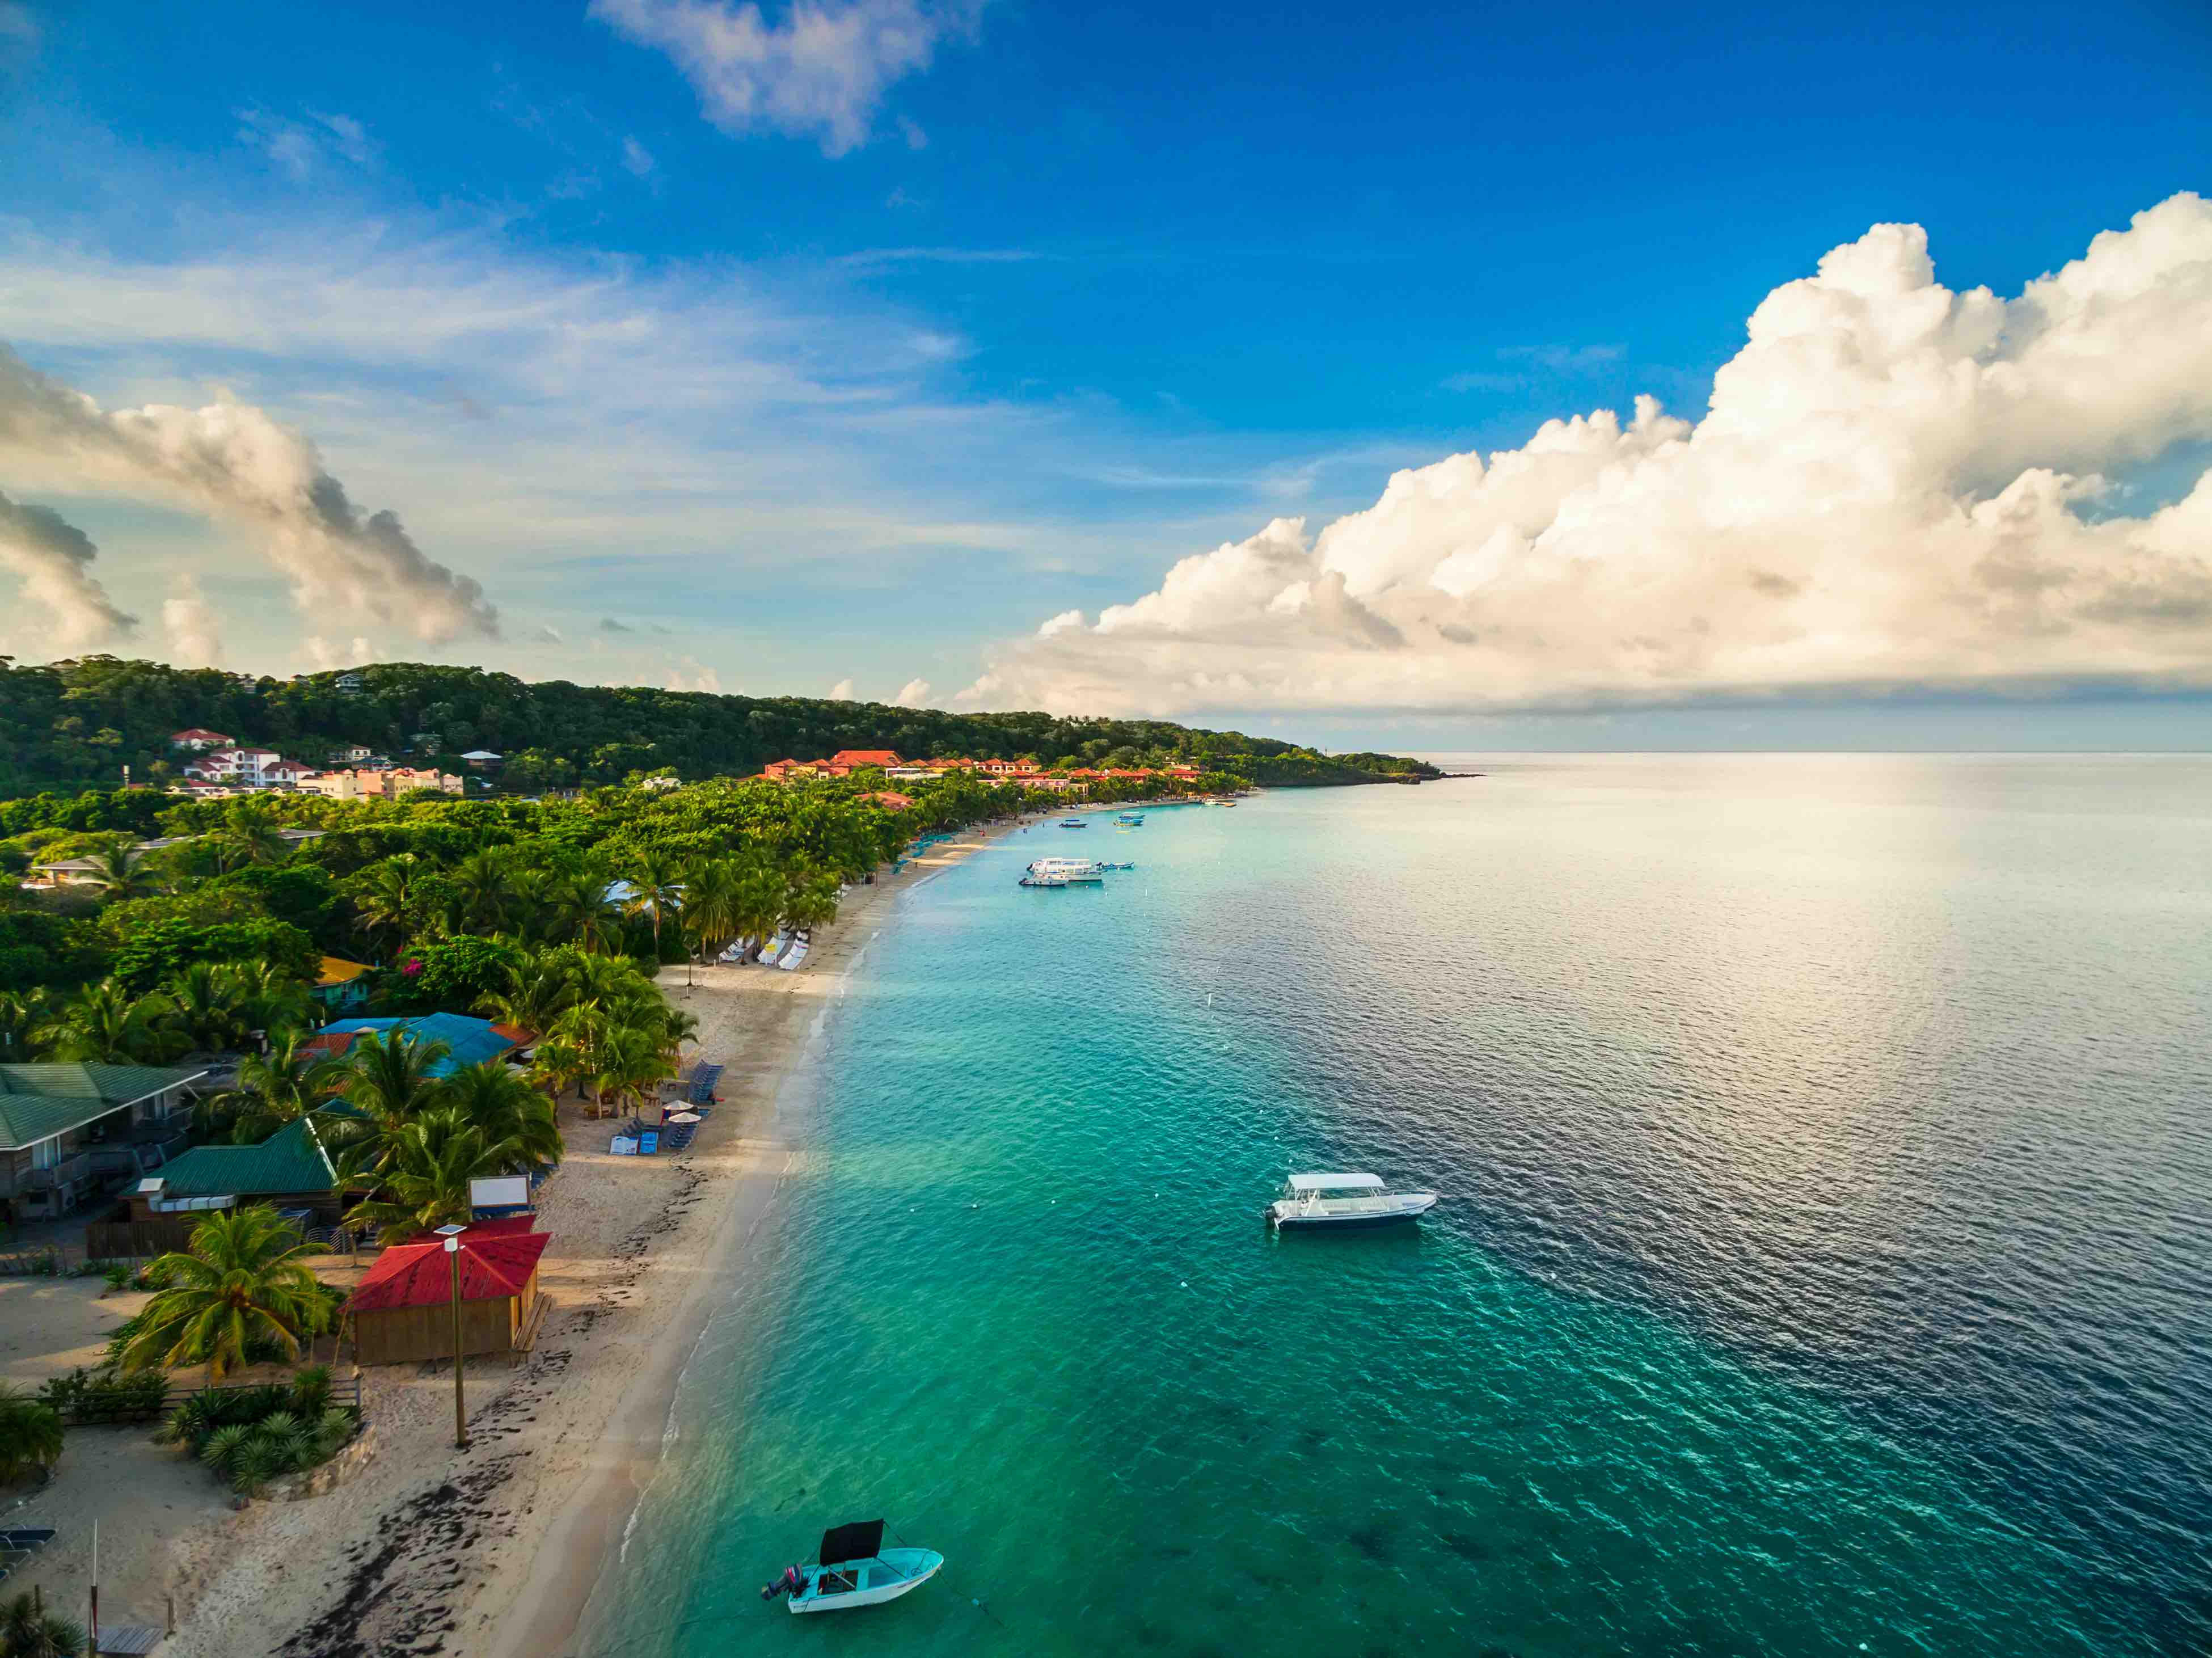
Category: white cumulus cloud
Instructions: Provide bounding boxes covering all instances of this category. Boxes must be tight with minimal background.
[0,345,500,645]
[590,0,978,157]
[965,195,2212,716]
[828,677,855,699]
[893,676,930,706]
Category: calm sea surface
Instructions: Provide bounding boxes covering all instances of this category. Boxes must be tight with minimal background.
[590,756,2211,1658]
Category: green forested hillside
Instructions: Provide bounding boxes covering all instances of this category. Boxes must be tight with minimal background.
[0,656,1437,796]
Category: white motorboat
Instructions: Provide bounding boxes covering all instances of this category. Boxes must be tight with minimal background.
[1266,1172,1437,1230]
[762,1521,943,1614]
[1025,857,1105,882]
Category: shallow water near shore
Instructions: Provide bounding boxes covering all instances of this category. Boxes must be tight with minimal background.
[590,756,2211,1658]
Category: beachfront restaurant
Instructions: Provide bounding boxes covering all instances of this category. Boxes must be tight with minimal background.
[0,1062,208,1225]
[344,1217,550,1365]
[304,1012,531,1074]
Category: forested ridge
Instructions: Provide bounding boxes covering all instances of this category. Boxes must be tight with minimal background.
[0,656,1437,796]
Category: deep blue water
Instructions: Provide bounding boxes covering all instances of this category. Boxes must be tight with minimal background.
[591,756,2212,1658]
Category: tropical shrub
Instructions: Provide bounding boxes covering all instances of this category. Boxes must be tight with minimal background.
[0,1386,64,1483]
[36,1366,167,1424]
[0,1589,87,1657]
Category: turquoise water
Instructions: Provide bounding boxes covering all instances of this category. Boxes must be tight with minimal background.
[592,757,2211,1658]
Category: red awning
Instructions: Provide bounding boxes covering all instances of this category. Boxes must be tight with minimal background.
[345,1228,550,1312]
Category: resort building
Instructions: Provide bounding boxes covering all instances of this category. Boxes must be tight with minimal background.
[460,749,504,769]
[168,728,234,750]
[345,1216,550,1365]
[0,1062,208,1222]
[297,766,462,799]
[829,749,904,770]
[180,746,294,787]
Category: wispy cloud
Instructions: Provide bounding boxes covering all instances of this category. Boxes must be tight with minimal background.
[1500,343,1624,373]
[589,0,982,157]
[237,109,379,181]
[835,246,1043,271]
[621,134,657,177]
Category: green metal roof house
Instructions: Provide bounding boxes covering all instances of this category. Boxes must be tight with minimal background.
[129,1118,340,1221]
[0,1062,208,1222]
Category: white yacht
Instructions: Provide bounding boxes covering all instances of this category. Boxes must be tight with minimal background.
[1267,1172,1437,1230]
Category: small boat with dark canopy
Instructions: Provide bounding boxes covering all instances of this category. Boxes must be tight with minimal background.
[761,1520,944,1614]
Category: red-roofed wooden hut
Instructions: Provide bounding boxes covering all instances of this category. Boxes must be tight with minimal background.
[345,1221,550,1365]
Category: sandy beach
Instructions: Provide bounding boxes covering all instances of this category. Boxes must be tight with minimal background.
[2,822,1017,1658]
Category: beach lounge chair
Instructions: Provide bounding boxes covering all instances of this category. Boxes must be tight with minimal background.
[610,1134,640,1155]
[638,1130,659,1155]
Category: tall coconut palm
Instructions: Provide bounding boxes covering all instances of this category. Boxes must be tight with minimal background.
[164,960,245,1053]
[448,849,515,935]
[444,1060,562,1167]
[323,1031,453,1175]
[547,866,619,953]
[117,1206,330,1382]
[341,1111,525,1236]
[623,851,685,968]
[38,978,175,1064]
[682,858,742,977]
[352,854,424,955]
[475,956,575,1038]
[592,1020,677,1121]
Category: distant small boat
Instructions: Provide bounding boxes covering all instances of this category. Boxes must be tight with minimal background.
[763,1520,942,1614]
[1019,870,1069,888]
[1116,812,1145,824]
[1060,817,1087,828]
[1028,857,1104,882]
[1267,1172,1437,1230]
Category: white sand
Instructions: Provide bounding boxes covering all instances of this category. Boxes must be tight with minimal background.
[109,825,1022,1658]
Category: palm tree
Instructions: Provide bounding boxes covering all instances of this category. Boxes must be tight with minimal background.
[323,1031,453,1176]
[165,960,245,1053]
[525,1033,591,1112]
[545,864,620,953]
[117,1207,330,1382]
[476,956,575,1038]
[0,1385,64,1484]
[623,851,685,968]
[444,1061,562,1167]
[341,1111,525,1236]
[591,1021,677,1121]
[38,978,175,1064]
[0,1591,85,1658]
[448,849,516,936]
[203,1030,342,1145]
[0,990,55,1062]
[81,842,154,901]
[218,960,313,1038]
[352,854,424,955]
[682,858,742,978]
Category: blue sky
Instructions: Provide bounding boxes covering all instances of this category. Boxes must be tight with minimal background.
[0,0,2209,747]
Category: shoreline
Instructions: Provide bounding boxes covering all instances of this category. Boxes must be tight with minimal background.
[159,818,1024,1658]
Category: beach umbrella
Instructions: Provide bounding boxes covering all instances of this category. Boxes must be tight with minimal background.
[666,1111,703,1123]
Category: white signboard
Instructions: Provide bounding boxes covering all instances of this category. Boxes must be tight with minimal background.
[468,1175,531,1212]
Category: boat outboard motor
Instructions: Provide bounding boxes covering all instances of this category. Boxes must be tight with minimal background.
[759,1565,805,1600]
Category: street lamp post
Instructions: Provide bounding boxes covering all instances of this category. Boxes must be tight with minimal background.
[435,1224,469,1449]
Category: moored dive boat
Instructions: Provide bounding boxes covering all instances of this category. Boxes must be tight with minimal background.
[762,1520,942,1614]
[1060,817,1087,828]
[1019,868,1070,888]
[1267,1172,1437,1230]
[1116,811,1145,825]
[1027,857,1105,882]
